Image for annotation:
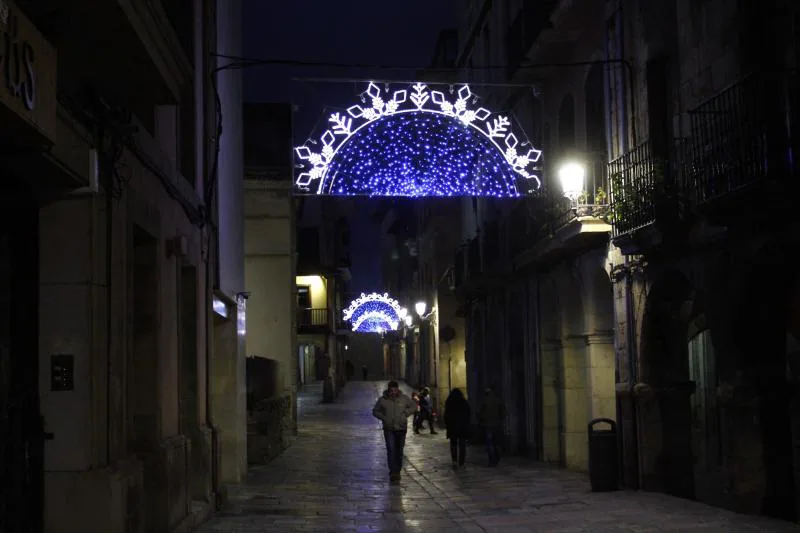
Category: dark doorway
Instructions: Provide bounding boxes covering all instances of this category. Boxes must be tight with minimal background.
[179,266,198,436]
[640,271,696,499]
[739,251,796,522]
[0,182,43,533]
[128,226,160,531]
[507,291,527,454]
[297,286,311,309]
[128,226,160,452]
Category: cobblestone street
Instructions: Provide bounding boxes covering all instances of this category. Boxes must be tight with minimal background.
[197,382,800,532]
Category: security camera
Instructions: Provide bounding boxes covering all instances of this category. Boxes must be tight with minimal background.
[237,291,251,300]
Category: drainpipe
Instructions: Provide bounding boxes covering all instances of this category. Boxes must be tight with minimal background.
[533,275,543,460]
[623,260,640,488]
[101,128,114,468]
[204,231,218,501]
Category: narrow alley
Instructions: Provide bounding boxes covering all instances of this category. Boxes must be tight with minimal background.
[197,382,800,533]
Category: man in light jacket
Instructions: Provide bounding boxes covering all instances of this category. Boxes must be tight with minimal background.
[372,380,416,483]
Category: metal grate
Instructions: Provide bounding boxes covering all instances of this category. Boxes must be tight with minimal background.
[686,71,798,205]
[608,140,660,236]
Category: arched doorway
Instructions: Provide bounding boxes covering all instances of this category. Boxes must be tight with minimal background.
[639,270,698,499]
[736,245,796,521]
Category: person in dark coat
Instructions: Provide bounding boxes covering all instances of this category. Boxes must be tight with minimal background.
[444,388,470,468]
[477,385,506,466]
[417,387,437,434]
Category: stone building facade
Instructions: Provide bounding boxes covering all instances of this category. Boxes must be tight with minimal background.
[0,1,246,532]
[448,0,800,522]
[242,103,298,464]
[295,197,352,396]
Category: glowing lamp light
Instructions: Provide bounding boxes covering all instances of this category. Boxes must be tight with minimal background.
[294,82,543,197]
[404,315,413,327]
[415,301,427,317]
[212,297,227,318]
[557,162,586,201]
[398,307,408,319]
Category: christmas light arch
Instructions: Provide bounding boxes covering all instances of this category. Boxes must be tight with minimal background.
[294,82,542,197]
[343,292,402,333]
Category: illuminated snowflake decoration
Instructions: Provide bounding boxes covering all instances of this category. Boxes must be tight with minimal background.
[294,82,542,197]
[343,292,402,333]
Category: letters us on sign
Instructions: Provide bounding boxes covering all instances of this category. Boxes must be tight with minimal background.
[0,12,36,111]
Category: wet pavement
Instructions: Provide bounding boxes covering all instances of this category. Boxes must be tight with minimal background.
[197,381,800,532]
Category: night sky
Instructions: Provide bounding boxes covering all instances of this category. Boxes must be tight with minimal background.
[242,0,457,293]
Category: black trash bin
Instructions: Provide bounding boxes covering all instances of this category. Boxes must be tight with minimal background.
[587,418,618,492]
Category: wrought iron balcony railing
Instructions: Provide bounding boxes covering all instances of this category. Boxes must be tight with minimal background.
[608,140,663,236]
[571,153,611,218]
[297,308,329,330]
[686,71,799,206]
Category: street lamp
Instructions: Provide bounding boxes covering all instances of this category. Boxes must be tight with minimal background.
[404,315,413,327]
[557,161,586,202]
[398,307,408,319]
[415,301,427,317]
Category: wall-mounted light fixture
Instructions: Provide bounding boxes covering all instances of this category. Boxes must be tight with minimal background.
[557,161,586,202]
[212,297,228,318]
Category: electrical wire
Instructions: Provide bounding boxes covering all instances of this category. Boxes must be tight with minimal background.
[210,53,632,72]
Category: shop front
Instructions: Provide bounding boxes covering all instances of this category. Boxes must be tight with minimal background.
[0,3,57,532]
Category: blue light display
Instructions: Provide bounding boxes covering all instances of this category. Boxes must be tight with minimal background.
[355,315,394,334]
[343,292,402,333]
[294,82,543,197]
[325,112,520,197]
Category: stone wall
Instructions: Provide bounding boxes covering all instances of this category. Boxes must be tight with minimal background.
[247,393,293,465]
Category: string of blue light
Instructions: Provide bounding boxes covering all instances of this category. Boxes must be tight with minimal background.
[320,111,522,197]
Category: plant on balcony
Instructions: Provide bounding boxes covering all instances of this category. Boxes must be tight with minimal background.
[590,187,610,218]
[595,187,608,205]
[604,172,631,225]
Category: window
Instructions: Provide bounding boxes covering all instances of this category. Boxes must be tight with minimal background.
[605,12,627,157]
[688,329,721,468]
[297,286,311,309]
[558,95,576,150]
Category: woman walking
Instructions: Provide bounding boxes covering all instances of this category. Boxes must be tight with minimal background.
[444,388,470,468]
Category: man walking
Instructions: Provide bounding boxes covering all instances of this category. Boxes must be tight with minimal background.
[372,381,416,483]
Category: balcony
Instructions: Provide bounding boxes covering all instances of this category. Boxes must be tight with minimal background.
[608,140,662,237]
[685,71,799,210]
[297,308,330,334]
